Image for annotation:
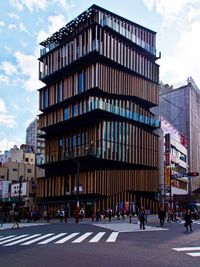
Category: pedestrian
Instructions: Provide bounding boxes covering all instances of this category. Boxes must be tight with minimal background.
[79,208,84,221]
[91,210,95,222]
[121,209,125,220]
[138,207,146,230]
[184,209,193,232]
[47,210,51,223]
[158,207,166,227]
[108,208,112,222]
[60,209,64,222]
[12,211,20,229]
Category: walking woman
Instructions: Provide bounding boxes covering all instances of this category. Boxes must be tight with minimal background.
[184,209,193,232]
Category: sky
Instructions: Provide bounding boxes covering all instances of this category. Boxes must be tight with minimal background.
[0,0,200,153]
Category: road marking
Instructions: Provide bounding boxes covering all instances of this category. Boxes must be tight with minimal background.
[21,233,54,245]
[173,247,200,251]
[0,235,16,241]
[72,232,93,243]
[38,233,67,244]
[4,234,42,246]
[89,232,106,243]
[106,232,119,242]
[0,231,119,246]
[186,252,200,257]
[55,233,79,244]
[0,235,28,245]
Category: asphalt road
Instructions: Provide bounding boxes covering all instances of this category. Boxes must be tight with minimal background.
[0,218,200,267]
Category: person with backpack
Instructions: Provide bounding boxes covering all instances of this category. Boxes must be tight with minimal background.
[138,207,146,230]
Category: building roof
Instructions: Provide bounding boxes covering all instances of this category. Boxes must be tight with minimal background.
[40,4,156,47]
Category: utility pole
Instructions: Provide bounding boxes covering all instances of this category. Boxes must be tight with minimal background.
[18,176,23,215]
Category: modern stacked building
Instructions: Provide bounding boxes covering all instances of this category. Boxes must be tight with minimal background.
[37,5,160,216]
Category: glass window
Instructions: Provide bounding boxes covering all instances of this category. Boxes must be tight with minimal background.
[94,64,96,87]
[64,106,69,120]
[78,71,83,94]
[72,103,76,117]
[57,81,61,102]
[84,70,87,91]
[43,88,48,108]
[72,134,76,147]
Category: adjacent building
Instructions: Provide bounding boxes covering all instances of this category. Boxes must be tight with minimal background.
[26,118,45,156]
[37,5,160,216]
[153,77,200,193]
[160,116,188,208]
[0,145,44,212]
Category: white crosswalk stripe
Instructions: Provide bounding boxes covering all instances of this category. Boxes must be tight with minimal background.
[55,233,79,243]
[4,234,42,246]
[72,232,93,243]
[0,235,28,245]
[89,232,106,243]
[106,232,119,242]
[0,232,119,246]
[0,235,16,241]
[172,247,200,257]
[21,233,54,245]
[38,233,67,244]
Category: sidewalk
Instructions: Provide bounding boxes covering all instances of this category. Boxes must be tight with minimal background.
[0,214,160,230]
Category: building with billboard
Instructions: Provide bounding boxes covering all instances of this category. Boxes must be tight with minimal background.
[160,115,188,208]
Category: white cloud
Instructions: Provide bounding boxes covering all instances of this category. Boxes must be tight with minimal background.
[9,0,23,11]
[8,24,17,30]
[4,46,12,53]
[12,103,20,111]
[0,99,7,113]
[159,20,200,87]
[143,0,200,24]
[0,138,23,153]
[7,12,20,19]
[14,51,44,91]
[0,61,18,75]
[0,99,17,128]
[9,0,48,12]
[53,0,74,11]
[187,5,200,21]
[19,22,31,34]
[36,14,68,44]
[0,75,9,86]
[0,21,6,31]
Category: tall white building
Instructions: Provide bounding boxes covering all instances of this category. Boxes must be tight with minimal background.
[26,118,45,155]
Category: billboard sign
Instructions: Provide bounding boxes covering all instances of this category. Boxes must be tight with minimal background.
[11,182,27,197]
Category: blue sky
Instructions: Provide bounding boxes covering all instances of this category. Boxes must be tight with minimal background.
[0,0,200,153]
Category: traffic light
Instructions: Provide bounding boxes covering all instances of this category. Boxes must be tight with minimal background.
[187,172,199,177]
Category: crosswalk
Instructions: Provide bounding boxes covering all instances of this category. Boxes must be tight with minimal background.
[172,246,200,257]
[0,231,119,247]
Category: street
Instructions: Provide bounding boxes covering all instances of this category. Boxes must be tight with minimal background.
[0,216,200,267]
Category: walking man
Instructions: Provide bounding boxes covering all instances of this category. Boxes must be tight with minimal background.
[184,209,193,232]
[158,207,166,227]
[138,207,146,230]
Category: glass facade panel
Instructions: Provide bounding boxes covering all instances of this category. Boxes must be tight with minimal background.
[64,106,69,120]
